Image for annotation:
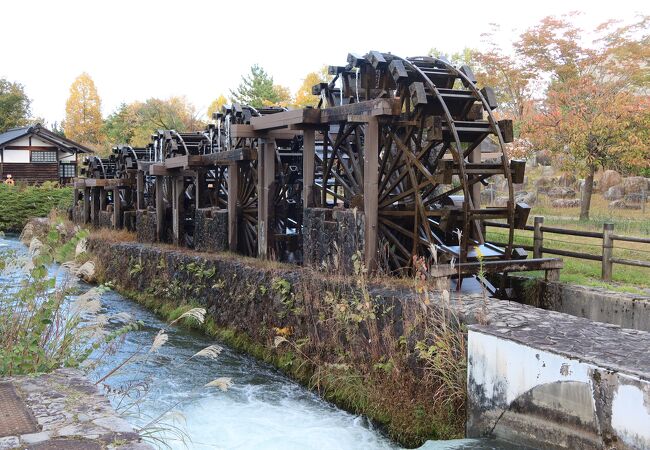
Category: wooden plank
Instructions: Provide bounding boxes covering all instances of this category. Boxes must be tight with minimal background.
[364,117,379,271]
[320,98,401,124]
[163,155,191,169]
[228,162,239,252]
[251,109,321,131]
[155,176,165,241]
[429,257,563,277]
[257,139,276,258]
[302,129,315,208]
[150,163,170,176]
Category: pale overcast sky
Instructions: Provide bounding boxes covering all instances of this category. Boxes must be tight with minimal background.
[2,0,648,124]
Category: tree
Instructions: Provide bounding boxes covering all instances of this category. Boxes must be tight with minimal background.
[428,47,474,67]
[103,103,138,145]
[0,78,31,132]
[101,97,205,149]
[266,85,292,108]
[471,26,535,127]
[518,15,650,220]
[64,73,103,147]
[207,95,228,119]
[294,71,326,108]
[231,65,282,108]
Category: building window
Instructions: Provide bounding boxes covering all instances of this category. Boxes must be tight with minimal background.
[31,151,57,163]
[59,164,76,178]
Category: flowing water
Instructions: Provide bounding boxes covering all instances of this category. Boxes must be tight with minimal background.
[0,235,519,450]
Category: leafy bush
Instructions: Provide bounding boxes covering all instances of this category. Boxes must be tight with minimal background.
[0,182,72,232]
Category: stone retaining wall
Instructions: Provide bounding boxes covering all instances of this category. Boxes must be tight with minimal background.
[193,207,228,252]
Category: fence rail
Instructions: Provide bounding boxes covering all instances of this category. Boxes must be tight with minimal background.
[485,216,650,281]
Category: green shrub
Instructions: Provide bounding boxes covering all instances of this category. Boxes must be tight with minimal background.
[0,183,72,232]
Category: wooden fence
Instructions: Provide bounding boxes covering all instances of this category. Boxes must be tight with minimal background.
[485,216,650,281]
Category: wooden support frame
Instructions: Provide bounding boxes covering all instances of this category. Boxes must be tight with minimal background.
[99,188,107,211]
[257,139,276,258]
[228,162,240,252]
[364,117,380,271]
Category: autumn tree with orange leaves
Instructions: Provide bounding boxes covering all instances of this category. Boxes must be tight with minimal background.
[517,15,650,219]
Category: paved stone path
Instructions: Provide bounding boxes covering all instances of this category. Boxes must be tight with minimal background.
[0,369,152,450]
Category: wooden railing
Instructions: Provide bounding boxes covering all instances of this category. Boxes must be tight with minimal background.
[486,216,650,281]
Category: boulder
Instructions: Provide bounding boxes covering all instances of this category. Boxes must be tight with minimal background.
[535,176,555,193]
[551,199,581,208]
[600,170,622,193]
[481,188,497,204]
[558,173,577,188]
[515,191,537,206]
[547,187,576,199]
[541,166,555,177]
[622,176,648,195]
[535,150,553,166]
[494,196,509,207]
[624,193,648,204]
[603,185,625,201]
[609,199,641,210]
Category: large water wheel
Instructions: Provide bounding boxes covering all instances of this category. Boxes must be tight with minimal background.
[314,52,525,272]
[214,105,303,260]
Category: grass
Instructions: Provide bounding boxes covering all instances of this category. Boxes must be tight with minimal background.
[0,182,73,232]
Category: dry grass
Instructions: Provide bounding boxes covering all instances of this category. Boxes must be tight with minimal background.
[91,227,137,242]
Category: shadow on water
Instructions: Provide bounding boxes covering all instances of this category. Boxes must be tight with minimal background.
[0,235,523,450]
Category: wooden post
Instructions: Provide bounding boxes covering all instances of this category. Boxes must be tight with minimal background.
[90,187,99,227]
[195,170,204,209]
[136,171,144,210]
[113,187,122,229]
[99,188,107,211]
[302,129,315,209]
[155,176,165,241]
[83,187,91,224]
[533,216,544,259]
[602,222,614,282]
[363,117,379,271]
[258,139,276,259]
[227,162,240,252]
[73,188,79,208]
[172,176,185,246]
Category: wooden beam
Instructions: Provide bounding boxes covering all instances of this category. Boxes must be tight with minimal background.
[228,162,240,252]
[230,124,302,140]
[257,139,276,258]
[155,176,165,241]
[302,129,315,208]
[201,148,257,164]
[320,98,401,123]
[364,117,380,271]
[251,109,320,131]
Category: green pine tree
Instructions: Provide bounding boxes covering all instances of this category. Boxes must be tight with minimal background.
[230,65,279,108]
